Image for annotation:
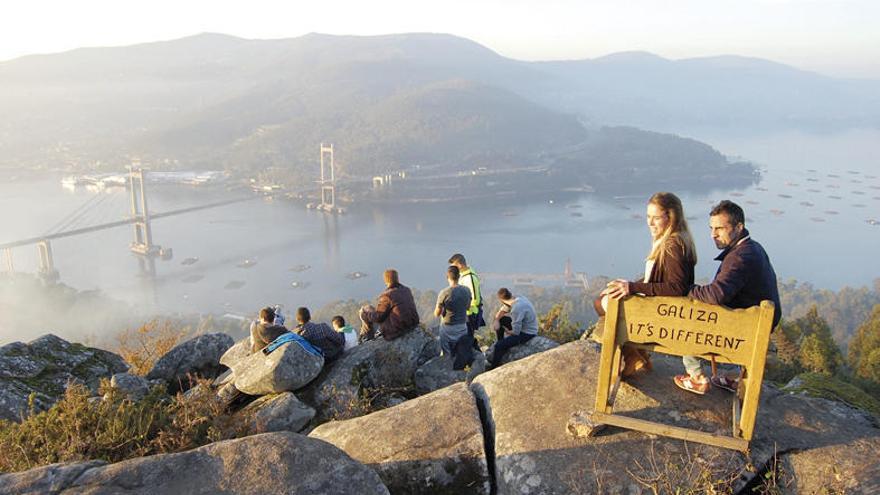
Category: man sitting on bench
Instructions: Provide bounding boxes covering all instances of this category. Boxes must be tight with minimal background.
[675,200,782,394]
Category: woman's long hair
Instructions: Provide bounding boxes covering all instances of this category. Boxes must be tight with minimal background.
[647,192,697,272]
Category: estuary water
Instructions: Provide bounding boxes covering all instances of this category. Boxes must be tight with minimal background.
[1,129,878,320]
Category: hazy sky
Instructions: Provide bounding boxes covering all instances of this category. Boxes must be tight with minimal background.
[2,0,878,78]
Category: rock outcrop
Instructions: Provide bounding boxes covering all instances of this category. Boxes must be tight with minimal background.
[414,353,486,395]
[311,382,491,494]
[146,333,234,392]
[219,338,251,369]
[486,335,559,367]
[301,328,439,420]
[242,392,316,434]
[105,373,150,401]
[232,342,324,396]
[0,432,389,494]
[0,334,128,422]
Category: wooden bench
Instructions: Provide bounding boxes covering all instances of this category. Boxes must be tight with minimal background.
[589,296,775,452]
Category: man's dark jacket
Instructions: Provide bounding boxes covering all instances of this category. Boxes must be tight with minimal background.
[689,229,782,328]
[375,283,420,340]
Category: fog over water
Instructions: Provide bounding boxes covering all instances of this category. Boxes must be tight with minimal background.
[1,129,878,340]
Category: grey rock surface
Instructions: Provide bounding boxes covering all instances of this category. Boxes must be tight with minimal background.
[0,334,128,422]
[0,460,107,495]
[105,373,150,401]
[0,432,389,495]
[146,333,234,392]
[414,353,486,395]
[242,392,316,434]
[470,341,880,494]
[487,335,559,367]
[301,328,439,420]
[311,382,490,494]
[219,337,251,369]
[232,342,324,395]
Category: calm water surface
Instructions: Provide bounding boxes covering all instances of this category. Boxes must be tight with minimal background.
[1,129,878,318]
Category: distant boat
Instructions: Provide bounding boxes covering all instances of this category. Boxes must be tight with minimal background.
[852,191,865,195]
[290,281,311,289]
[806,178,819,182]
[181,257,199,266]
[810,217,826,223]
[746,200,759,205]
[867,219,879,226]
[346,271,367,280]
[566,204,583,209]
[851,180,863,184]
[784,182,799,187]
[502,211,518,217]
[826,185,840,189]
[847,170,860,174]
[769,209,785,215]
[853,204,867,208]
[824,211,839,215]
[827,174,841,178]
[807,189,821,193]
[730,192,744,197]
[570,212,583,217]
[182,274,204,283]
[237,259,257,268]
[807,169,817,172]
[799,201,814,207]
[777,194,792,199]
[224,280,246,290]
[756,187,768,192]
[289,264,311,272]
[828,195,842,199]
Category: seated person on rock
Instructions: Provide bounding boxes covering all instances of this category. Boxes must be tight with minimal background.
[488,288,538,368]
[294,307,345,361]
[675,200,781,395]
[250,306,289,353]
[359,269,420,342]
[332,315,359,351]
[434,265,474,370]
[595,192,698,377]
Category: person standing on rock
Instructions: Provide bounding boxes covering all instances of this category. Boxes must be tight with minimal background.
[675,200,781,395]
[294,307,345,362]
[487,288,538,368]
[435,265,474,370]
[595,192,698,377]
[359,269,420,342]
[448,253,485,349]
[250,306,289,353]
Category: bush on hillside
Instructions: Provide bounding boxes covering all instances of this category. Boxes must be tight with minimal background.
[0,378,252,473]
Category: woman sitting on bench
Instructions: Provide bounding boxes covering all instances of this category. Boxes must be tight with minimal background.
[593,191,698,376]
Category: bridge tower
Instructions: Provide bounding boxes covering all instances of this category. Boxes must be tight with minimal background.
[2,248,14,274]
[128,164,171,259]
[37,240,60,283]
[318,143,336,211]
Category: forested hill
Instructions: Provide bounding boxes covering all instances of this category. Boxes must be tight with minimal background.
[3,32,857,186]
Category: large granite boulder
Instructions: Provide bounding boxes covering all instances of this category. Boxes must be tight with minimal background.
[301,328,440,420]
[232,342,324,395]
[486,335,558,367]
[470,341,880,494]
[242,392,316,434]
[414,353,487,395]
[311,382,490,494]
[219,337,251,369]
[0,432,389,494]
[146,333,234,392]
[0,334,128,422]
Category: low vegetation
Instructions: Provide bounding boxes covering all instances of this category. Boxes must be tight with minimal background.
[0,379,252,473]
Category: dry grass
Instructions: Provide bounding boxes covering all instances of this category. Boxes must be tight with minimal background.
[0,377,251,474]
[114,320,188,376]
